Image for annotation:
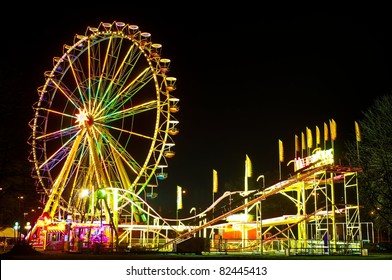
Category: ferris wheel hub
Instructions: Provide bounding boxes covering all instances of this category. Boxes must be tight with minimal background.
[76,110,94,127]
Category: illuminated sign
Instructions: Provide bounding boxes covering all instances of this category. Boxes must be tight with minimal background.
[294,148,334,171]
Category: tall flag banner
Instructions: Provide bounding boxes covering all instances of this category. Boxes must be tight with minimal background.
[324,122,329,141]
[177,186,182,210]
[279,139,284,162]
[355,121,361,163]
[306,127,313,149]
[323,122,329,150]
[330,119,337,141]
[213,169,218,193]
[301,132,306,151]
[355,121,361,142]
[295,134,299,155]
[316,125,320,147]
[246,154,252,177]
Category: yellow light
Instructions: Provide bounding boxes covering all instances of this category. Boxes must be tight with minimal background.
[279,140,284,162]
[324,122,329,142]
[177,186,182,210]
[246,155,252,177]
[76,110,89,126]
[355,121,361,142]
[80,189,89,198]
[213,169,218,193]
[330,119,337,141]
[307,127,313,149]
[226,213,253,222]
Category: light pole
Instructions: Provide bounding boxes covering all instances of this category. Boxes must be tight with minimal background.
[190,207,196,216]
[190,207,196,237]
[257,175,265,254]
[25,222,31,243]
[13,222,20,244]
[257,175,265,190]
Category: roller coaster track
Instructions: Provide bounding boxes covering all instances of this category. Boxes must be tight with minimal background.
[158,164,333,251]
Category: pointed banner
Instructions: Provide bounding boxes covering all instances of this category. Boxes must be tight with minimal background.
[177,186,182,210]
[355,121,361,142]
[330,119,337,141]
[213,169,218,193]
[324,122,329,142]
[295,134,299,153]
[279,139,284,162]
[301,132,306,151]
[246,154,252,177]
[316,125,320,147]
[306,127,313,149]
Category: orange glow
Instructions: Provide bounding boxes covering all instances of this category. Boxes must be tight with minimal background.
[330,119,337,141]
[324,122,329,142]
[306,127,313,149]
[301,132,306,151]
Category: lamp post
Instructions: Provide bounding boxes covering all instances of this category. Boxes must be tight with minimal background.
[25,222,32,243]
[13,222,20,244]
[257,175,265,190]
[190,207,196,237]
[257,175,265,254]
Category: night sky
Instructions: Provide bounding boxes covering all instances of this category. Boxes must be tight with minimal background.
[1,5,392,218]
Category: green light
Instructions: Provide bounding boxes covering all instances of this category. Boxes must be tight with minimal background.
[97,188,107,199]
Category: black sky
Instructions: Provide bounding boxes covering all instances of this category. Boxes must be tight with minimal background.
[1,5,392,216]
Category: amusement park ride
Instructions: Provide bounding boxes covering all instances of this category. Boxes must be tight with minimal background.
[26,21,369,255]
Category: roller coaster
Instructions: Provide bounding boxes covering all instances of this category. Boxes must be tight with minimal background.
[27,145,368,256]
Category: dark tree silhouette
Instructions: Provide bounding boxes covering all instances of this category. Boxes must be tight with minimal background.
[345,94,392,234]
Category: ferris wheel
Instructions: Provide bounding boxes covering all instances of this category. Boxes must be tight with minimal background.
[28,21,180,223]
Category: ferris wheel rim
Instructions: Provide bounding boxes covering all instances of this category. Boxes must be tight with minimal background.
[29,21,179,218]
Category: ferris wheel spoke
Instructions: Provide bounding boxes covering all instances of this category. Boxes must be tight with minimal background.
[93,37,115,108]
[97,100,158,123]
[87,128,119,190]
[89,36,121,114]
[64,54,89,106]
[49,78,84,111]
[90,40,140,111]
[98,123,158,143]
[93,66,153,117]
[93,126,143,176]
[38,107,76,119]
[117,67,153,98]
[69,154,99,212]
[41,131,88,216]
[35,125,79,141]
[38,130,83,171]
[66,149,89,209]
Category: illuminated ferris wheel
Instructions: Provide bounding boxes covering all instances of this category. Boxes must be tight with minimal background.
[29,21,180,223]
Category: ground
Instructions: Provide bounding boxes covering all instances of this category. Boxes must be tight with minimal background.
[1,243,391,260]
